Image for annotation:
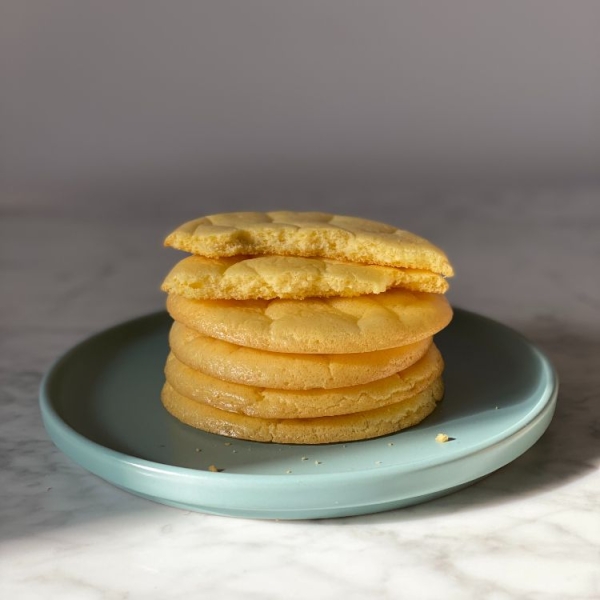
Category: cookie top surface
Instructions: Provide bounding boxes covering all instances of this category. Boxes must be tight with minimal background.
[164,211,454,277]
[169,321,433,389]
[162,255,449,300]
[166,288,453,354]
[161,377,444,444]
[164,343,444,418]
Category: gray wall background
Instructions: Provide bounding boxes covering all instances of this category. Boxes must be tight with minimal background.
[2,1,600,205]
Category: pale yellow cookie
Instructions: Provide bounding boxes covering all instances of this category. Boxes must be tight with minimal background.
[169,321,433,389]
[160,377,444,444]
[166,289,452,354]
[164,344,443,418]
[164,211,453,277]
[161,255,448,300]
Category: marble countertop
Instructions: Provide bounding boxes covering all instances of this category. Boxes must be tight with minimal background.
[1,188,599,599]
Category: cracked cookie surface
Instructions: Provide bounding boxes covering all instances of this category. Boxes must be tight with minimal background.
[166,288,452,353]
[162,255,448,300]
[164,211,453,276]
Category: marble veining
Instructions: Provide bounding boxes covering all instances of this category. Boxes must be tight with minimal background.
[1,189,599,599]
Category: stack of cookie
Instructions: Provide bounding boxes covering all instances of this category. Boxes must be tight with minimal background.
[160,211,454,444]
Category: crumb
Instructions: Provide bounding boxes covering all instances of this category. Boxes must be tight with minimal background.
[195,448,201,452]
[495,406,499,410]
[286,470,292,474]
[314,460,322,465]
[232,450,237,454]
[375,461,382,465]
[435,433,450,443]
[387,442,394,447]
[224,442,232,446]
[301,456,308,461]
[208,465,221,472]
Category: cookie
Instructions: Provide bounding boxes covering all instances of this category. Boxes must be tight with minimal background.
[164,343,444,418]
[160,377,444,444]
[169,321,432,389]
[161,255,449,300]
[164,211,454,276]
[166,289,453,353]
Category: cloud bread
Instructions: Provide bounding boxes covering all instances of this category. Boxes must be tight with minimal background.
[166,289,452,354]
[164,211,454,277]
[161,255,449,300]
[161,377,444,444]
[164,344,443,418]
[169,321,432,389]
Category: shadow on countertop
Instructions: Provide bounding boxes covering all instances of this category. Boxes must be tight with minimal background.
[337,316,600,524]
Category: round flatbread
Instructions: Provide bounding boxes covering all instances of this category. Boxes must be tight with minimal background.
[164,211,454,277]
[161,377,444,444]
[169,321,433,389]
[161,255,448,300]
[166,289,452,354]
[164,343,444,418]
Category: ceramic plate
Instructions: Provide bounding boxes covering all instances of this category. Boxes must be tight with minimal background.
[40,309,557,519]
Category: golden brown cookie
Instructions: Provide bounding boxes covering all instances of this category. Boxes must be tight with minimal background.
[169,321,433,389]
[161,377,444,444]
[164,211,453,276]
[164,343,444,418]
[166,289,452,354]
[161,255,448,300]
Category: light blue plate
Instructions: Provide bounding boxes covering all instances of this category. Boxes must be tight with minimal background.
[40,309,557,520]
